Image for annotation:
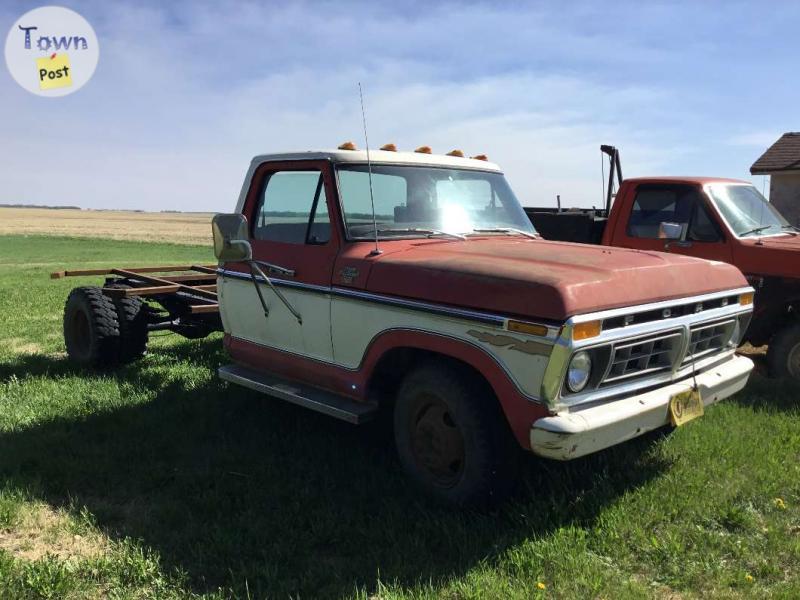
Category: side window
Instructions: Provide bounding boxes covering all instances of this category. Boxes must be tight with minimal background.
[253,171,330,244]
[627,186,697,239]
[687,201,721,242]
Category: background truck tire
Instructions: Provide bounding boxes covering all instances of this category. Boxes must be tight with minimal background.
[393,361,519,508]
[106,285,149,363]
[767,323,800,380]
[63,286,121,368]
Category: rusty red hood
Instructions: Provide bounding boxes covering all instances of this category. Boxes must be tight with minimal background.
[365,238,748,321]
[736,235,800,278]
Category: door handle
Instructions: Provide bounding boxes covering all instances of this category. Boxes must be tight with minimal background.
[664,241,692,251]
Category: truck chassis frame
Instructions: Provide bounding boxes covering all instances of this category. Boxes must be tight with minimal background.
[52,264,223,340]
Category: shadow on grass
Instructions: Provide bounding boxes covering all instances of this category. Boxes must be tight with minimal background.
[0,342,670,598]
[728,372,800,414]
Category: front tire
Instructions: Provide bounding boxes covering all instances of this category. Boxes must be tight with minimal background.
[767,323,800,380]
[393,361,518,507]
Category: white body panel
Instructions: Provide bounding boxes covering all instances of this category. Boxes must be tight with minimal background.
[218,277,334,362]
[217,271,554,399]
[330,295,551,397]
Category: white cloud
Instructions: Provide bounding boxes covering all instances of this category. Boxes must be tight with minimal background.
[0,0,794,211]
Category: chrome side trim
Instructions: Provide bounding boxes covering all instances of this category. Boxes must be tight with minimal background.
[330,286,506,327]
[218,268,330,293]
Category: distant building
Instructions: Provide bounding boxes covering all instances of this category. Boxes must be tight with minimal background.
[751,132,800,225]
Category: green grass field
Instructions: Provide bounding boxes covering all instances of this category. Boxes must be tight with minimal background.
[1,234,800,599]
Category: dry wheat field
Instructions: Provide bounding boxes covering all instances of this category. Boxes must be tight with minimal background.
[0,207,214,245]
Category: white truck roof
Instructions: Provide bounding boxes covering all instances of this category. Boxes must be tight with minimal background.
[236,149,502,212]
[249,149,501,172]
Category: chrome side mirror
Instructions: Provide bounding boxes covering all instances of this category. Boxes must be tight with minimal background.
[658,221,683,240]
[212,213,252,262]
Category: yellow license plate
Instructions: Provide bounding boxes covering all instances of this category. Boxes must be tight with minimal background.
[669,388,704,426]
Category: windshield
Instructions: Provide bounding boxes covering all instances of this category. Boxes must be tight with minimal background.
[336,164,536,239]
[707,184,790,237]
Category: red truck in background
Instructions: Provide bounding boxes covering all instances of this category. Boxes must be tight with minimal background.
[526,146,800,380]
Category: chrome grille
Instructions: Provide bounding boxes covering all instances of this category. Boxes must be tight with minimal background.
[682,319,735,365]
[602,330,682,385]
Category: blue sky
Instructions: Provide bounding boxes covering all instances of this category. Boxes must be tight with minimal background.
[1,0,797,211]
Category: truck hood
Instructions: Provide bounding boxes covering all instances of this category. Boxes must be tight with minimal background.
[736,234,800,277]
[366,238,748,321]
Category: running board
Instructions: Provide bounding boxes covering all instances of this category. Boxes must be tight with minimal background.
[217,364,378,424]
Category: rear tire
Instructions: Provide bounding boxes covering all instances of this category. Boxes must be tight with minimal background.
[63,287,121,368]
[106,285,149,363]
[393,361,519,508]
[767,323,800,380]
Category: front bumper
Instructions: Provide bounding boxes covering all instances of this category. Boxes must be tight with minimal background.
[529,354,753,460]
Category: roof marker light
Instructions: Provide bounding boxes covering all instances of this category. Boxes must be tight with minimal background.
[415,145,432,154]
[338,141,357,150]
[471,154,489,161]
[446,149,464,157]
[380,143,397,151]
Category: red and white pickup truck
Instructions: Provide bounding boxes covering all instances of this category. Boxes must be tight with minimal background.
[58,145,755,506]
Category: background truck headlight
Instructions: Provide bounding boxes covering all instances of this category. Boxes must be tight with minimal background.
[566,351,592,393]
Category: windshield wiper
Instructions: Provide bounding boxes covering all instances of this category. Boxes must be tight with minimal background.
[470,227,539,239]
[376,228,467,240]
[781,224,800,232]
[739,225,773,237]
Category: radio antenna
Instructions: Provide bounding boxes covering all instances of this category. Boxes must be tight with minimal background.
[359,82,381,256]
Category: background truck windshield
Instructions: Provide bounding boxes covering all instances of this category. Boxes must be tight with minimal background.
[336,164,536,239]
[707,184,790,237]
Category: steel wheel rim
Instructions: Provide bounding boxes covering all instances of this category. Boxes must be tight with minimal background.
[409,393,465,487]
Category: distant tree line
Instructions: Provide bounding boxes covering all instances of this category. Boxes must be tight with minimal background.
[0,203,81,210]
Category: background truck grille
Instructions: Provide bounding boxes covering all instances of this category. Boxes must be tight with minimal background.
[682,319,735,365]
[602,330,682,385]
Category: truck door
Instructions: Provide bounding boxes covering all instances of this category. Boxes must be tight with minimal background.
[220,161,339,362]
[615,183,733,263]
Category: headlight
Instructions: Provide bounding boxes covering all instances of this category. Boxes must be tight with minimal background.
[566,350,592,393]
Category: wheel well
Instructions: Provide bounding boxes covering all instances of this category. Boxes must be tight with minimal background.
[366,347,495,407]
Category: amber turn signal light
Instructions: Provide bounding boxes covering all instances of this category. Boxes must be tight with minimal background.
[508,320,548,337]
[572,320,602,341]
[739,292,754,306]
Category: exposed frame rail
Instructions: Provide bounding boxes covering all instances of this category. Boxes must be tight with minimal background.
[51,264,220,314]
